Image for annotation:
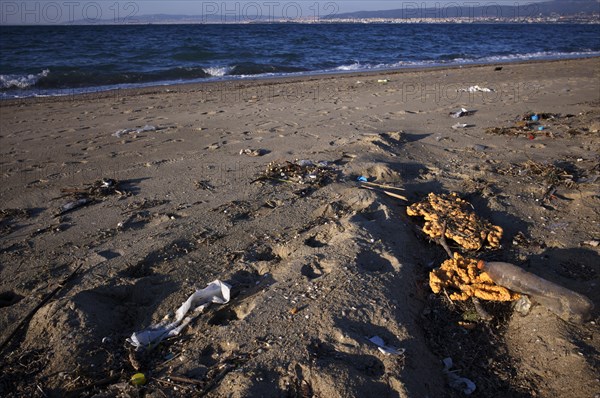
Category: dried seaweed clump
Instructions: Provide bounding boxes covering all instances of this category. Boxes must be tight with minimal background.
[430,253,520,301]
[407,192,502,250]
[257,160,335,186]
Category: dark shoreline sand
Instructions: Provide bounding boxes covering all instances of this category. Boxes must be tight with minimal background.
[0,57,598,397]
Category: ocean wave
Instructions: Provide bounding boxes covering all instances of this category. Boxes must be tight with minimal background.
[2,50,598,99]
[335,63,363,71]
[0,69,49,90]
[227,62,309,76]
[477,50,600,63]
[332,50,600,73]
[2,67,210,91]
[203,66,233,77]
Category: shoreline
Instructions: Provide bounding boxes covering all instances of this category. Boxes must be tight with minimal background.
[2,55,600,104]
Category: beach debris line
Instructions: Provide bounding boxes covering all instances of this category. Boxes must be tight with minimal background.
[484,111,593,138]
[60,178,125,198]
[478,260,594,324]
[429,253,520,302]
[127,280,230,350]
[358,180,408,202]
[254,160,336,186]
[496,160,576,188]
[407,193,503,251]
[443,357,476,395]
[55,178,127,216]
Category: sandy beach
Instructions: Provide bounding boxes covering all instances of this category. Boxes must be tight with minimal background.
[1,57,599,397]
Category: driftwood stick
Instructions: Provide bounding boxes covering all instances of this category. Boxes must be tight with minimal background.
[438,221,454,258]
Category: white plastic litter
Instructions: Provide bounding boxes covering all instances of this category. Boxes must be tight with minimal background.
[443,357,476,395]
[450,108,475,118]
[113,125,157,138]
[368,336,405,356]
[458,85,495,93]
[127,280,231,349]
[452,123,469,129]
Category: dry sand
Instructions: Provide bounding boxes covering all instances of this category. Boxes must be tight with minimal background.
[0,57,599,397]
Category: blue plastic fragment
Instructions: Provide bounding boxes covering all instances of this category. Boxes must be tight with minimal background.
[357,176,368,182]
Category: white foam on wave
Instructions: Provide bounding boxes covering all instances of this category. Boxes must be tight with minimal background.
[202,66,232,77]
[0,69,50,89]
[478,50,600,63]
[335,62,363,71]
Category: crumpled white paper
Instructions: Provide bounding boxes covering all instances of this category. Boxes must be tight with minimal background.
[127,280,231,349]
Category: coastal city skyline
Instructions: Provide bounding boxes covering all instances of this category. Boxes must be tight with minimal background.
[1,0,580,25]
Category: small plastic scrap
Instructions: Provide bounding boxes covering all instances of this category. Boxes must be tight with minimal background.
[458,85,494,93]
[239,148,267,157]
[443,357,476,395]
[452,123,469,129]
[368,336,405,355]
[450,108,473,118]
[531,114,539,122]
[357,176,368,182]
[377,79,390,83]
[113,125,157,138]
[127,280,231,349]
[56,198,92,216]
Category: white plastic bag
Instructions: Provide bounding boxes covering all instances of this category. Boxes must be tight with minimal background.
[127,280,231,349]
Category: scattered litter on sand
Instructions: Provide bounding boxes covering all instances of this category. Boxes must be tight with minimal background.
[54,178,127,217]
[254,160,336,186]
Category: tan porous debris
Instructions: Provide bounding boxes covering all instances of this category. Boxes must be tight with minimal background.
[407,192,503,250]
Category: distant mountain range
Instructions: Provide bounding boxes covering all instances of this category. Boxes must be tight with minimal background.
[328,0,599,19]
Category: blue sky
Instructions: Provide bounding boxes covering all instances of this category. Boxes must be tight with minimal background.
[1,1,548,24]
